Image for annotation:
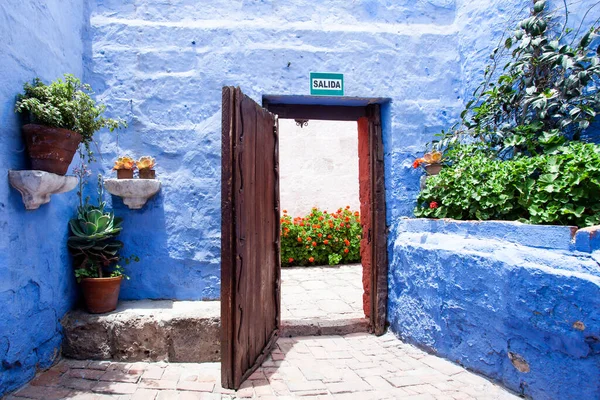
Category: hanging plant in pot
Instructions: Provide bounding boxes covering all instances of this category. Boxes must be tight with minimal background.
[67,174,137,314]
[113,156,136,179]
[15,74,126,175]
[137,156,156,179]
[413,151,444,175]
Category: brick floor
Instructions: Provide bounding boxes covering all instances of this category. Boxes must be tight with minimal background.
[8,332,519,399]
[282,264,364,322]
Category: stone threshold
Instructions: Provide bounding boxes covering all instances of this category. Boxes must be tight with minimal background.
[62,300,368,363]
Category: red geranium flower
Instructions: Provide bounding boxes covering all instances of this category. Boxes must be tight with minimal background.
[309,257,314,262]
[324,239,329,245]
[288,257,294,263]
[297,237,302,242]
[430,201,439,209]
[344,248,349,253]
[312,241,317,247]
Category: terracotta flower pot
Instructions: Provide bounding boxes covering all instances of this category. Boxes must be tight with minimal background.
[425,164,443,176]
[138,168,156,179]
[22,124,82,175]
[80,276,123,314]
[117,169,134,179]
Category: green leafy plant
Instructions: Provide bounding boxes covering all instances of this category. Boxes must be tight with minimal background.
[415,142,600,228]
[15,74,126,162]
[68,174,137,281]
[433,1,600,158]
[281,207,362,267]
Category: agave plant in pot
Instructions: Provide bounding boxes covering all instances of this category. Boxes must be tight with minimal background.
[67,174,136,313]
[15,74,126,175]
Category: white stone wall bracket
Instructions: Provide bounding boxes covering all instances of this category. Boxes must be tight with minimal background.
[8,170,78,210]
[104,179,161,210]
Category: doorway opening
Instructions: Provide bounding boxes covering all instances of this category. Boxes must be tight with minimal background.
[264,96,389,338]
[276,118,367,335]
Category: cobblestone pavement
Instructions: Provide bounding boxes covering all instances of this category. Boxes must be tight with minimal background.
[281,264,365,322]
[8,332,519,400]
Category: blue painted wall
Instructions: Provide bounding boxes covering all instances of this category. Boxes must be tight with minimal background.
[388,219,600,399]
[85,0,463,300]
[0,1,85,395]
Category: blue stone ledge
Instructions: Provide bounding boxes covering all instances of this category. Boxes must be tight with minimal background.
[387,218,600,400]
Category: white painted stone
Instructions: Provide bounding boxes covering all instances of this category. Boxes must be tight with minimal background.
[8,170,78,210]
[279,119,359,217]
[104,179,161,209]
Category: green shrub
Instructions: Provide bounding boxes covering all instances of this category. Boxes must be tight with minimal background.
[281,207,362,267]
[415,142,600,228]
[15,74,126,162]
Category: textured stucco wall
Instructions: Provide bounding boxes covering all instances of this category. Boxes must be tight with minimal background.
[85,0,462,300]
[279,119,359,218]
[388,219,600,399]
[0,1,84,395]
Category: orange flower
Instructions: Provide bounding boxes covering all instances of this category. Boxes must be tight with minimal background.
[297,237,302,242]
[307,237,312,241]
[309,257,315,262]
[283,209,288,214]
[346,205,350,209]
[344,248,349,253]
[345,217,350,222]
[324,239,329,245]
[340,223,345,227]
[312,241,317,247]
[318,216,324,221]
[300,222,305,227]
[413,158,424,169]
[316,225,321,229]
[344,239,350,246]
[354,211,359,217]
[288,257,294,263]
[306,245,309,249]
[327,234,332,239]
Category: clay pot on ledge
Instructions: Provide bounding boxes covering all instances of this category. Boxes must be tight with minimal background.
[138,168,156,179]
[80,276,122,314]
[425,163,443,176]
[22,124,82,175]
[117,169,134,179]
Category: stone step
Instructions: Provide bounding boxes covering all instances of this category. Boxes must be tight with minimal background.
[281,317,369,337]
[61,300,220,363]
[62,300,369,363]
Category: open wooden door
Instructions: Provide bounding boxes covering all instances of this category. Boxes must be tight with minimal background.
[221,86,281,390]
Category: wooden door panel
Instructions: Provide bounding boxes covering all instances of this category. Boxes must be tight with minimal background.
[221,87,281,389]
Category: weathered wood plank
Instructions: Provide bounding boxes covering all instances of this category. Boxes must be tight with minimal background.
[367,104,388,336]
[221,86,280,390]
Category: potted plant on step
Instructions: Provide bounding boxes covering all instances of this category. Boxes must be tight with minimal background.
[15,74,126,175]
[413,151,444,175]
[113,156,136,179]
[137,156,156,179]
[68,174,136,313]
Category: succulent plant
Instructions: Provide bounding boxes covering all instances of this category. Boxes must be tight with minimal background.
[112,156,136,170]
[68,177,124,279]
[68,203,124,278]
[137,156,156,170]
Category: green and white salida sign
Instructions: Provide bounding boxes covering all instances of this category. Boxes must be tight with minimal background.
[310,72,344,96]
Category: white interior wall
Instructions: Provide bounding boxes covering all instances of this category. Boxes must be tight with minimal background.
[279,119,359,217]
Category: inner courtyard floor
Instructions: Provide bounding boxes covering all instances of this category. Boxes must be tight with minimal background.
[8,332,519,400]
